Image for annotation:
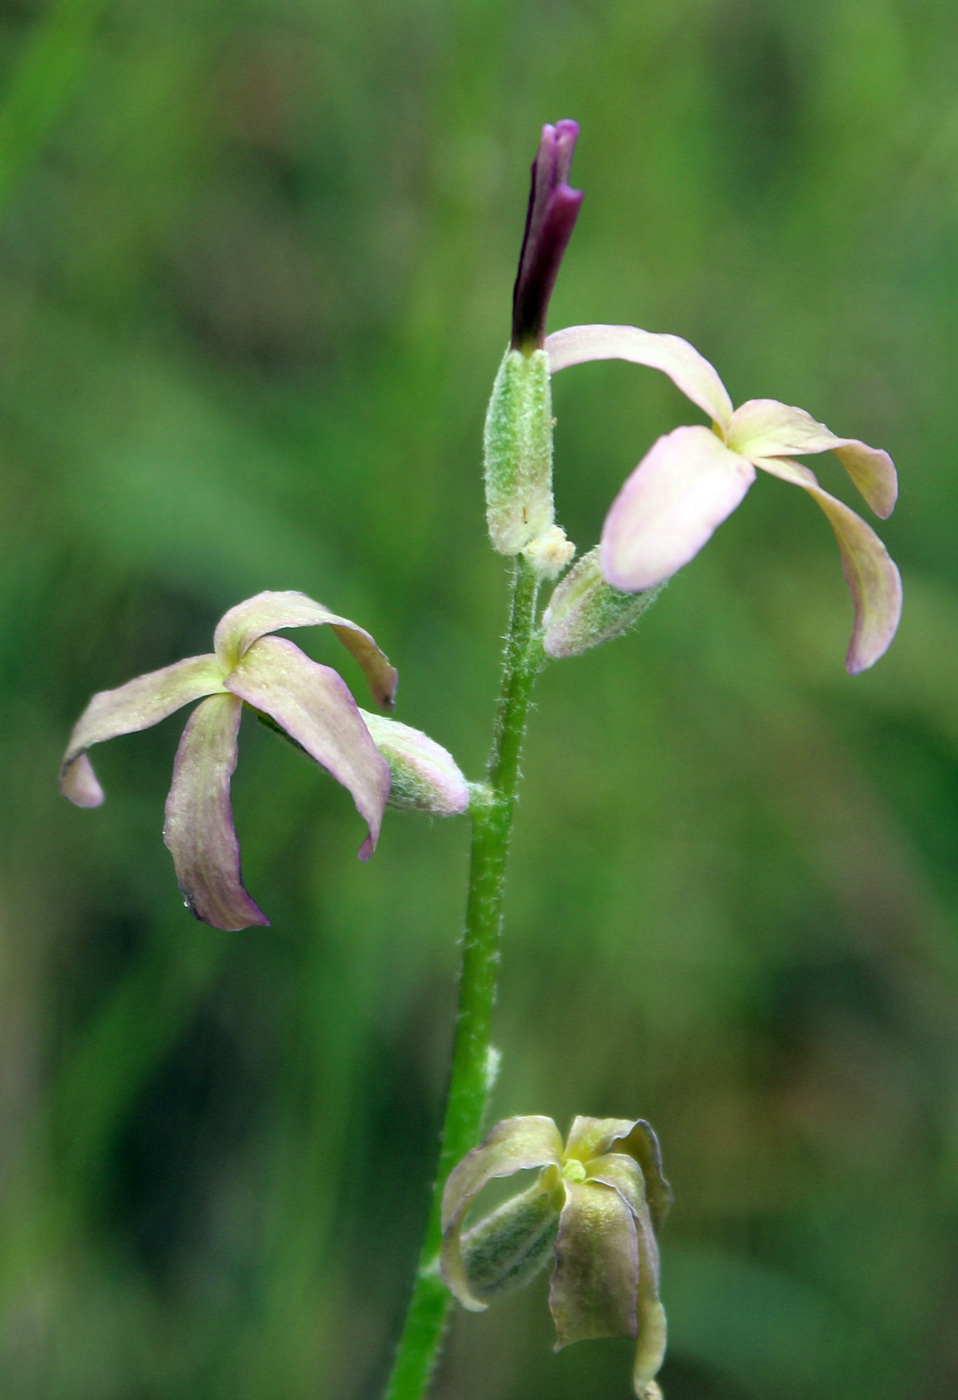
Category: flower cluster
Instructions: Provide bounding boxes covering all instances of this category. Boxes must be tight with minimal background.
[492,121,901,674]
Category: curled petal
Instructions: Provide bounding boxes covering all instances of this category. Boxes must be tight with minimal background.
[546,324,734,429]
[549,1179,639,1346]
[358,711,469,816]
[564,1119,672,1228]
[608,1121,673,1230]
[601,426,756,592]
[565,1115,640,1165]
[440,1116,563,1312]
[162,694,268,931]
[586,1155,668,1397]
[225,636,390,860]
[214,590,398,708]
[60,654,226,807]
[753,456,903,674]
[727,398,897,518]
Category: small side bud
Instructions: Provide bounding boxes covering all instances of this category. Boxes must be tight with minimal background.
[524,524,576,581]
[542,547,664,658]
[484,346,555,555]
[359,712,469,815]
[459,1181,561,1302]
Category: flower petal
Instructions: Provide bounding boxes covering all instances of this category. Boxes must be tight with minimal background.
[549,1179,639,1346]
[565,1118,672,1231]
[225,636,390,859]
[214,591,398,708]
[586,1155,668,1398]
[60,654,226,807]
[358,711,469,816]
[546,324,734,429]
[727,399,897,518]
[752,456,903,674]
[440,1115,563,1312]
[162,693,269,931]
[601,426,756,592]
[565,1115,639,1164]
[606,1121,673,1231]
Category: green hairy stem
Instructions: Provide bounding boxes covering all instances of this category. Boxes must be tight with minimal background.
[383,559,543,1400]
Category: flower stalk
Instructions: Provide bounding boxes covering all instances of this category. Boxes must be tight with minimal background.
[383,559,543,1400]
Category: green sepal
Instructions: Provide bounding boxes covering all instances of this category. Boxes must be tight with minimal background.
[542,548,664,658]
[460,1180,561,1301]
[484,347,555,554]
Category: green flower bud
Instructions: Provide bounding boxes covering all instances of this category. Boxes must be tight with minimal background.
[484,347,555,555]
[460,1180,561,1301]
[542,547,664,658]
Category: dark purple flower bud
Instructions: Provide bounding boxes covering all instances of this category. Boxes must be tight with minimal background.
[511,121,584,352]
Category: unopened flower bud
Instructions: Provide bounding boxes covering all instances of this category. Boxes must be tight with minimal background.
[459,1180,561,1302]
[542,547,663,658]
[359,711,469,816]
[484,346,555,555]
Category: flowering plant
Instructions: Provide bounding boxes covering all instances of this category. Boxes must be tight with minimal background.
[61,120,901,1400]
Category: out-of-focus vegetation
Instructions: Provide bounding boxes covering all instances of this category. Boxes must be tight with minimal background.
[1,0,957,1396]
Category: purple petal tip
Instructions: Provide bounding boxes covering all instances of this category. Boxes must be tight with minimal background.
[511,120,583,351]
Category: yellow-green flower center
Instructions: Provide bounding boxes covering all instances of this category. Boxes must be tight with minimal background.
[561,1158,588,1183]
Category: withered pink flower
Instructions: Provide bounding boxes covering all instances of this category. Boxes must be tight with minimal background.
[60,591,397,930]
[511,121,584,352]
[547,325,902,674]
[440,1114,672,1400]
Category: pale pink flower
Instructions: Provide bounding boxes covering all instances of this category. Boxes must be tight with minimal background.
[60,591,397,930]
[547,325,902,673]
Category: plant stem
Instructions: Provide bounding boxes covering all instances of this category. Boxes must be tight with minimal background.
[383,558,543,1400]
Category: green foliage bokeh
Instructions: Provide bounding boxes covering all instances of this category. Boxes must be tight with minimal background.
[1,0,957,1397]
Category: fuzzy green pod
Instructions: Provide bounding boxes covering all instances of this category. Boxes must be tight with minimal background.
[483,347,555,555]
[542,547,664,658]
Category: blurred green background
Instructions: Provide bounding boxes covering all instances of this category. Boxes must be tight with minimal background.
[1,0,957,1396]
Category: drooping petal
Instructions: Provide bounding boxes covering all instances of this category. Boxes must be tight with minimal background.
[162,693,268,931]
[358,710,470,816]
[546,324,734,429]
[605,1120,673,1230]
[586,1155,668,1398]
[440,1116,564,1312]
[601,426,756,592]
[752,456,903,674]
[214,590,398,708]
[727,399,897,518]
[60,654,226,807]
[225,636,390,860]
[549,1179,639,1347]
